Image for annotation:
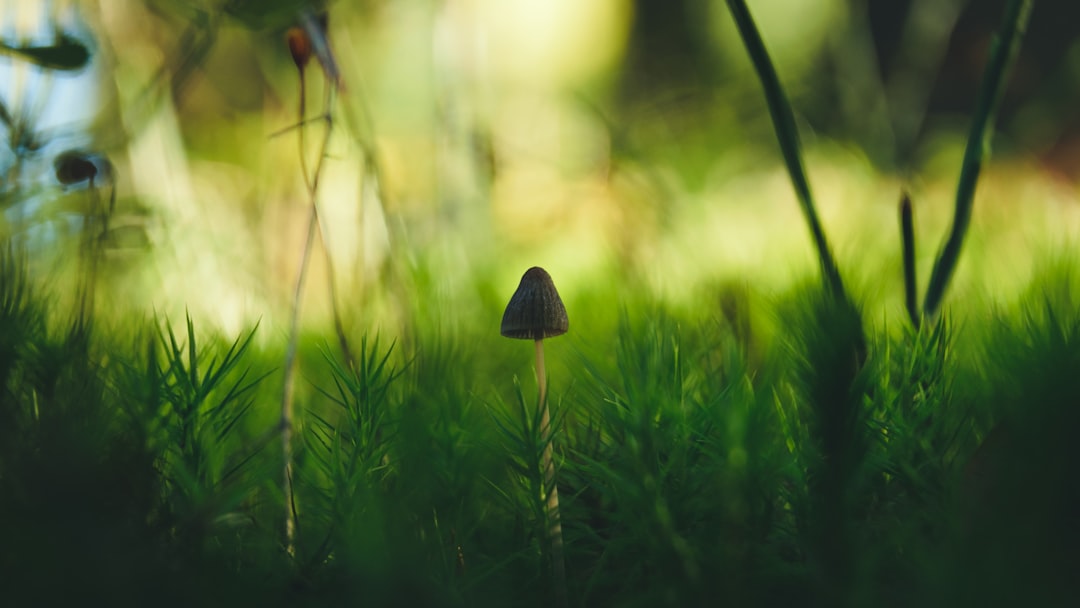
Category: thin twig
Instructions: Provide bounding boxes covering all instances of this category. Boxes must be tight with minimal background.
[267,113,331,139]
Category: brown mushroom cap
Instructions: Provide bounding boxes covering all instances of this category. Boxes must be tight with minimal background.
[500,267,569,340]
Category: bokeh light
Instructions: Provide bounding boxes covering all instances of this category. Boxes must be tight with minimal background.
[1,0,1078,337]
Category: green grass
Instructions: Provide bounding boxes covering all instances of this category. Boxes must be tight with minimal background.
[1,2,1069,606]
[2,245,1079,608]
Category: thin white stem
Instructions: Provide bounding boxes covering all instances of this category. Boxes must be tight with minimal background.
[536,338,567,608]
[281,67,338,558]
[280,187,317,557]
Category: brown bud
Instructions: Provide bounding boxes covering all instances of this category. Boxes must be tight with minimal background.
[286,26,311,70]
[501,267,569,340]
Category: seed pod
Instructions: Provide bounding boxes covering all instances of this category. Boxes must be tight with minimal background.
[501,267,569,340]
[286,26,311,70]
[54,151,99,185]
[0,32,90,71]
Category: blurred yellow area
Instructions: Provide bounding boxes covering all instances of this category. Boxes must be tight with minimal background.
[1,0,1078,339]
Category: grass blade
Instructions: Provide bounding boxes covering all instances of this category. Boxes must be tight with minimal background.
[921,0,1034,319]
[900,192,919,326]
[724,0,844,298]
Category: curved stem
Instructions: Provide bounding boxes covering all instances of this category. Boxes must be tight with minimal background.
[725,0,844,299]
[922,0,1032,319]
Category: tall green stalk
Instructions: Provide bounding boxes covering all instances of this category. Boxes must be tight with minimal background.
[900,192,919,327]
[922,0,1033,319]
[725,0,844,299]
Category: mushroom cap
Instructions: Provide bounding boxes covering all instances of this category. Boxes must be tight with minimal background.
[500,267,568,340]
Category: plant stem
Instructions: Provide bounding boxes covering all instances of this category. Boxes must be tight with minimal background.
[921,0,1033,319]
[725,0,844,299]
[75,177,105,335]
[900,192,919,327]
[536,338,567,608]
[280,186,317,557]
[299,81,354,369]
[281,62,345,557]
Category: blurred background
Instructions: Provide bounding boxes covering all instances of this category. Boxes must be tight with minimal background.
[1,0,1079,337]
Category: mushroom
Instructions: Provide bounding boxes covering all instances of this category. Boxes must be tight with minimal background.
[500,266,569,608]
[501,267,568,340]
[500,267,569,425]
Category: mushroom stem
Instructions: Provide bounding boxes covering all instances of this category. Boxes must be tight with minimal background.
[500,266,569,605]
[536,338,567,608]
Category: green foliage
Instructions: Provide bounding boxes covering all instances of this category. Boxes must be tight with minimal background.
[776,287,870,605]
[726,0,1034,324]
[0,251,282,605]
[299,336,400,562]
[485,378,562,594]
[146,315,271,544]
[562,311,786,606]
[948,285,1080,607]
[3,249,1080,606]
[1,2,1070,606]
